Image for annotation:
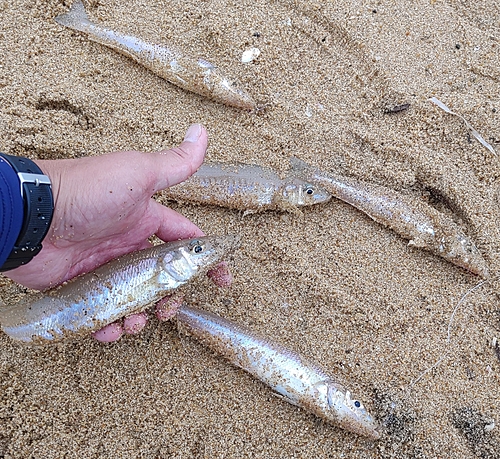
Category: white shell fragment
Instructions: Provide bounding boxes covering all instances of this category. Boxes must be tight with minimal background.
[241,48,261,63]
[428,97,497,156]
[484,421,495,432]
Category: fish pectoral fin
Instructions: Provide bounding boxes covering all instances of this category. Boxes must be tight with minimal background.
[242,209,258,217]
[197,58,216,70]
[271,391,301,407]
[408,237,425,248]
[311,379,335,397]
[278,200,302,215]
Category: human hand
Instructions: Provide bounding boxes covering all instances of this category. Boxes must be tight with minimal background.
[5,124,232,341]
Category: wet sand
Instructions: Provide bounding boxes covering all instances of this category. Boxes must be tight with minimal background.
[1,0,500,457]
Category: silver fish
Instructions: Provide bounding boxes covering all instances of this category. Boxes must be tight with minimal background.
[177,304,381,440]
[0,236,238,343]
[164,162,332,212]
[55,1,257,110]
[290,157,489,277]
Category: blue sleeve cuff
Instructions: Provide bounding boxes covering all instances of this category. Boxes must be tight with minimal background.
[0,157,24,267]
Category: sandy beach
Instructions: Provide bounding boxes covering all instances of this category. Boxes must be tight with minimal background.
[1,0,500,457]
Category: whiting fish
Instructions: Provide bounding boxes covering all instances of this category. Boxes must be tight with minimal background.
[0,236,238,343]
[290,157,489,277]
[55,1,257,110]
[164,162,332,213]
[177,304,381,440]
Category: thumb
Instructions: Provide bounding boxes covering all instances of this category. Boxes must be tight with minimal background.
[151,124,208,192]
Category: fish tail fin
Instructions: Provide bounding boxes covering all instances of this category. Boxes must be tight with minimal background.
[55,0,95,32]
[289,156,313,175]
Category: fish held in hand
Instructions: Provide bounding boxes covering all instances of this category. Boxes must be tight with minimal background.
[0,236,239,344]
[177,304,381,439]
[55,0,257,110]
[164,162,332,213]
[290,157,489,277]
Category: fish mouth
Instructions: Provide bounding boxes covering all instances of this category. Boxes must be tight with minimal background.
[340,418,381,440]
[314,192,332,204]
[368,423,382,441]
[358,412,382,440]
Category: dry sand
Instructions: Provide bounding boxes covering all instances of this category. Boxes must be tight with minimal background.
[1,0,500,457]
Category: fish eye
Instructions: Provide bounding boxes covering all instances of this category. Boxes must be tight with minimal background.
[354,401,361,408]
[189,240,205,254]
[304,185,314,195]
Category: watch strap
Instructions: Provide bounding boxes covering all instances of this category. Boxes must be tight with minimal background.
[0,153,54,272]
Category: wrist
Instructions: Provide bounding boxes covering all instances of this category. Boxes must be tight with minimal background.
[0,153,54,272]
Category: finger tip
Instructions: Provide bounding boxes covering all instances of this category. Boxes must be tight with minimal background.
[123,312,148,335]
[207,261,233,288]
[152,125,208,191]
[92,322,124,343]
[181,124,208,158]
[155,295,183,321]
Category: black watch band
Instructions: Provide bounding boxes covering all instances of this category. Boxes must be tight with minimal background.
[0,153,54,272]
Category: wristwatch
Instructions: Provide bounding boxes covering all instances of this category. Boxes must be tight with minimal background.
[0,153,54,272]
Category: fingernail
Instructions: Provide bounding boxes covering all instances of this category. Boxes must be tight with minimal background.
[183,124,202,143]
